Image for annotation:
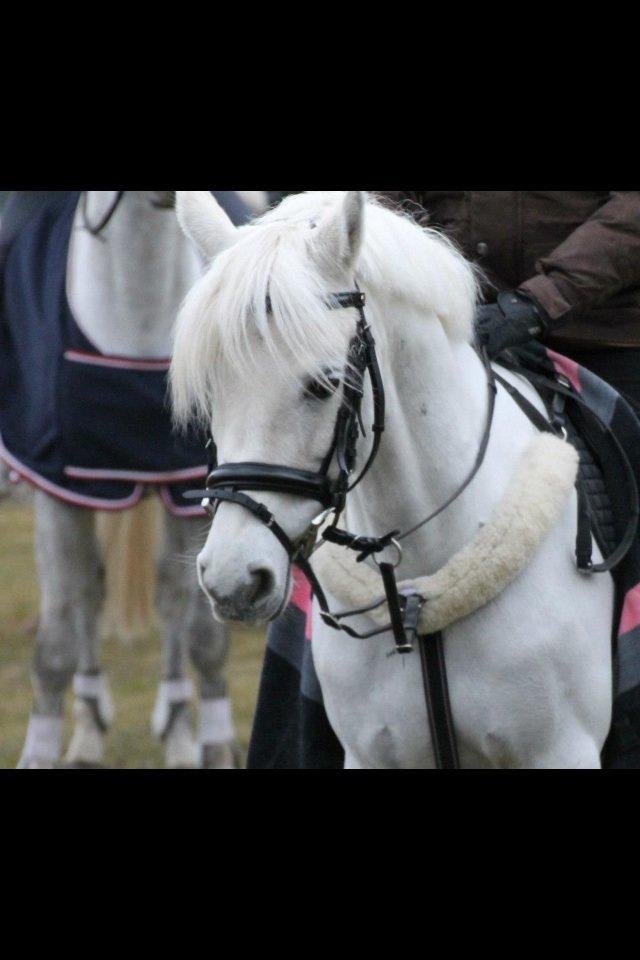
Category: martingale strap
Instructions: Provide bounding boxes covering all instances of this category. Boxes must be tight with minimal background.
[419,632,460,770]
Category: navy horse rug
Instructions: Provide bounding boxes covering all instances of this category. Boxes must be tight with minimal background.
[248,343,640,770]
[0,192,207,514]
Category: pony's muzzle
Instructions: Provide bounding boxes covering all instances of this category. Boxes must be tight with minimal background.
[198,559,277,623]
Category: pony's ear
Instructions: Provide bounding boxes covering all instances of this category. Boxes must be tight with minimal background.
[175,191,237,260]
[309,191,366,273]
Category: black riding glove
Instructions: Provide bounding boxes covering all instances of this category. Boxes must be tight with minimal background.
[475,291,550,359]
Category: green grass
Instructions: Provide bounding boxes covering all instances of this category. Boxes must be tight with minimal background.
[0,501,267,768]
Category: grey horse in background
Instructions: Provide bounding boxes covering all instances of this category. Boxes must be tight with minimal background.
[0,190,270,768]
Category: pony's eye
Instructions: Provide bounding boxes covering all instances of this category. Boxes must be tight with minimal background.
[304,375,340,402]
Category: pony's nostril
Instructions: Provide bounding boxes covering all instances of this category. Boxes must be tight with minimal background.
[248,566,275,604]
[198,564,276,613]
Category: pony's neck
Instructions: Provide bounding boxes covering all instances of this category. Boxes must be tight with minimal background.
[345,292,491,578]
[66,191,203,359]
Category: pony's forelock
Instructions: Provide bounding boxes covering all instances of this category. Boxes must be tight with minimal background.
[170,192,480,427]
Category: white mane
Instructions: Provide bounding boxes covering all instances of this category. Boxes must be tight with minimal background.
[170,191,479,426]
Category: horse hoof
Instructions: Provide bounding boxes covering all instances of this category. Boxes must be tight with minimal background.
[65,700,106,767]
[63,760,105,770]
[200,742,244,770]
[164,710,198,769]
[17,756,58,770]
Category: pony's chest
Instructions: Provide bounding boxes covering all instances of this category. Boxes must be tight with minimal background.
[311,611,438,768]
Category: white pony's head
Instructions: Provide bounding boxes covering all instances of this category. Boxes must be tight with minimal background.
[171,190,477,623]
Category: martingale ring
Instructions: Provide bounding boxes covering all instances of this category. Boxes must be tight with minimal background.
[373,538,403,571]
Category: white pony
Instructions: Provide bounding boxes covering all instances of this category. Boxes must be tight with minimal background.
[13,190,267,768]
[171,190,614,769]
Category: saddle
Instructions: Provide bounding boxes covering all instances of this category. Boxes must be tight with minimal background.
[502,343,640,768]
[568,425,617,559]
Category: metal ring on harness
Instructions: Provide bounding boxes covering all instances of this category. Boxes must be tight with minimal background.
[373,538,403,571]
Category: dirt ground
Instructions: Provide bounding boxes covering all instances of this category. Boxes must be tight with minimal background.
[0,500,267,769]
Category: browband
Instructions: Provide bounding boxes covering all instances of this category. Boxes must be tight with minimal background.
[265,290,366,314]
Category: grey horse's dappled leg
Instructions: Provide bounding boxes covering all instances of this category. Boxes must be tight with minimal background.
[19,492,108,768]
[153,509,199,768]
[65,533,114,768]
[187,584,238,769]
[155,510,237,769]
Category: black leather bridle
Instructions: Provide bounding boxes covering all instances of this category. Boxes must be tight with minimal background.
[81,191,126,236]
[81,191,176,237]
[184,287,391,631]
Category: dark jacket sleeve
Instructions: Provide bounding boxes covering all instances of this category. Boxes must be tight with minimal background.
[519,192,640,325]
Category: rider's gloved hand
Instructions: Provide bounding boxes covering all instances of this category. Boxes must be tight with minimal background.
[475,290,550,359]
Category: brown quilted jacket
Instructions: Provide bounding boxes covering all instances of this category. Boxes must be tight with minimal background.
[376,191,640,349]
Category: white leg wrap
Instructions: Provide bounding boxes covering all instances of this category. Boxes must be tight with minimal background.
[151,677,195,738]
[66,700,106,766]
[164,714,198,769]
[20,715,64,766]
[73,672,115,728]
[198,697,236,746]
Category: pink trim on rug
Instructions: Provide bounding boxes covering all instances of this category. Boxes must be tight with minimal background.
[547,349,582,394]
[64,464,207,483]
[0,437,143,511]
[64,349,171,372]
[1,434,205,517]
[158,485,206,518]
[620,582,640,638]
[291,566,313,640]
